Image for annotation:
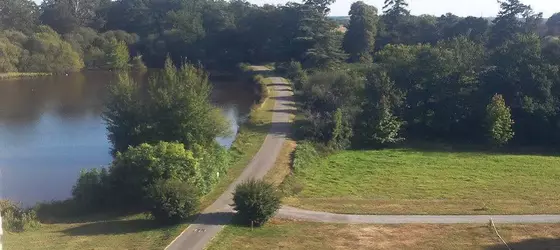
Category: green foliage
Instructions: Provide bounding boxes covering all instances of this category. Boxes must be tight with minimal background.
[103,58,229,154]
[131,54,147,71]
[343,1,378,63]
[0,200,40,232]
[108,39,130,70]
[19,26,84,73]
[71,168,112,211]
[145,179,200,223]
[354,70,404,147]
[298,69,364,146]
[486,94,514,146]
[292,141,319,172]
[109,142,202,207]
[252,74,270,105]
[0,0,38,33]
[232,179,281,227]
[0,36,23,72]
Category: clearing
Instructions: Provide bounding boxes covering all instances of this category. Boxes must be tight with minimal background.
[284,148,560,214]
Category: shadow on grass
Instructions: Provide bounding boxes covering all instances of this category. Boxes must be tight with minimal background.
[267,109,297,115]
[62,218,163,236]
[485,238,560,250]
[268,83,292,87]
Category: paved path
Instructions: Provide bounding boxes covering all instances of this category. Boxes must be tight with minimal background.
[165,72,294,250]
[277,206,560,224]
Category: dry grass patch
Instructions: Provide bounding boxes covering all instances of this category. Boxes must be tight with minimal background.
[207,220,560,250]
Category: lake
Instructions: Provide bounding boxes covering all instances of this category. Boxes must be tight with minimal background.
[0,71,255,206]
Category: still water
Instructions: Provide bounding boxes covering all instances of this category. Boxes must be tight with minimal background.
[0,72,254,206]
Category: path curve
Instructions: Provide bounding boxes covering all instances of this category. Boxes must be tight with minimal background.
[166,71,294,250]
[277,206,560,224]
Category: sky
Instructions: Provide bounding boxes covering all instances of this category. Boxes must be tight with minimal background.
[31,0,559,18]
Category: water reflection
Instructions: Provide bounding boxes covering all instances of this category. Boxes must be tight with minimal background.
[0,72,253,205]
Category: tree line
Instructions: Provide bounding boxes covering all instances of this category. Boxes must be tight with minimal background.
[277,0,560,149]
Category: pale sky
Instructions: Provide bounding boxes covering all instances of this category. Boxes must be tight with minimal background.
[31,0,559,18]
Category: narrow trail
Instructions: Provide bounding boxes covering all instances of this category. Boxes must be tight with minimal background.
[165,71,294,250]
[277,206,560,224]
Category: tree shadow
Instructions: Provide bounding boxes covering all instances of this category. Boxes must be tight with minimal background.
[61,218,163,236]
[267,109,297,115]
[188,211,234,225]
[485,238,560,250]
[268,83,292,87]
[270,96,294,102]
[277,88,293,92]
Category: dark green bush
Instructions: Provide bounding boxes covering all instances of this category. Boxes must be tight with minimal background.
[71,168,112,211]
[292,141,319,172]
[144,179,200,223]
[0,200,39,232]
[232,179,281,227]
[109,142,202,208]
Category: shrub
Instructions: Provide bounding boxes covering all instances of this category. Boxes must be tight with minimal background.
[486,94,514,146]
[0,200,39,232]
[145,179,200,223]
[252,74,269,105]
[109,142,203,208]
[71,168,112,211]
[232,179,281,227]
[108,39,130,70]
[193,143,230,195]
[292,141,319,172]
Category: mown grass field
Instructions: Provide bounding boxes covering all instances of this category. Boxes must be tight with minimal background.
[284,148,560,214]
[208,219,560,250]
[3,74,276,250]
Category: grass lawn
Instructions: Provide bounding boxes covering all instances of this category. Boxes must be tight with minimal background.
[3,74,277,250]
[0,72,52,79]
[284,148,560,214]
[208,219,560,250]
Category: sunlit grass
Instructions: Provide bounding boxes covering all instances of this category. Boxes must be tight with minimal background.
[285,148,560,214]
[0,72,52,79]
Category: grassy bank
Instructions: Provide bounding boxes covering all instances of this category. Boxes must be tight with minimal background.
[283,148,560,215]
[0,72,52,79]
[207,219,560,250]
[3,69,277,250]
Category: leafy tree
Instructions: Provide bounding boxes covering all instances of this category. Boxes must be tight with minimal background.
[486,94,514,146]
[145,179,200,223]
[546,12,560,36]
[108,39,130,70]
[71,168,111,211]
[354,70,404,147]
[343,1,378,63]
[0,0,38,33]
[103,58,229,154]
[0,36,23,72]
[109,142,203,207]
[19,26,84,73]
[40,0,108,34]
[232,179,280,227]
[489,0,542,48]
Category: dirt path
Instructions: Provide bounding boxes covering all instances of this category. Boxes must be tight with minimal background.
[165,74,294,250]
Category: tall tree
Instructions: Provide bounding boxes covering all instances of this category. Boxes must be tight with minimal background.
[0,0,39,32]
[546,12,560,36]
[489,0,542,48]
[343,1,378,63]
[486,94,514,146]
[40,0,108,33]
[379,0,409,46]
